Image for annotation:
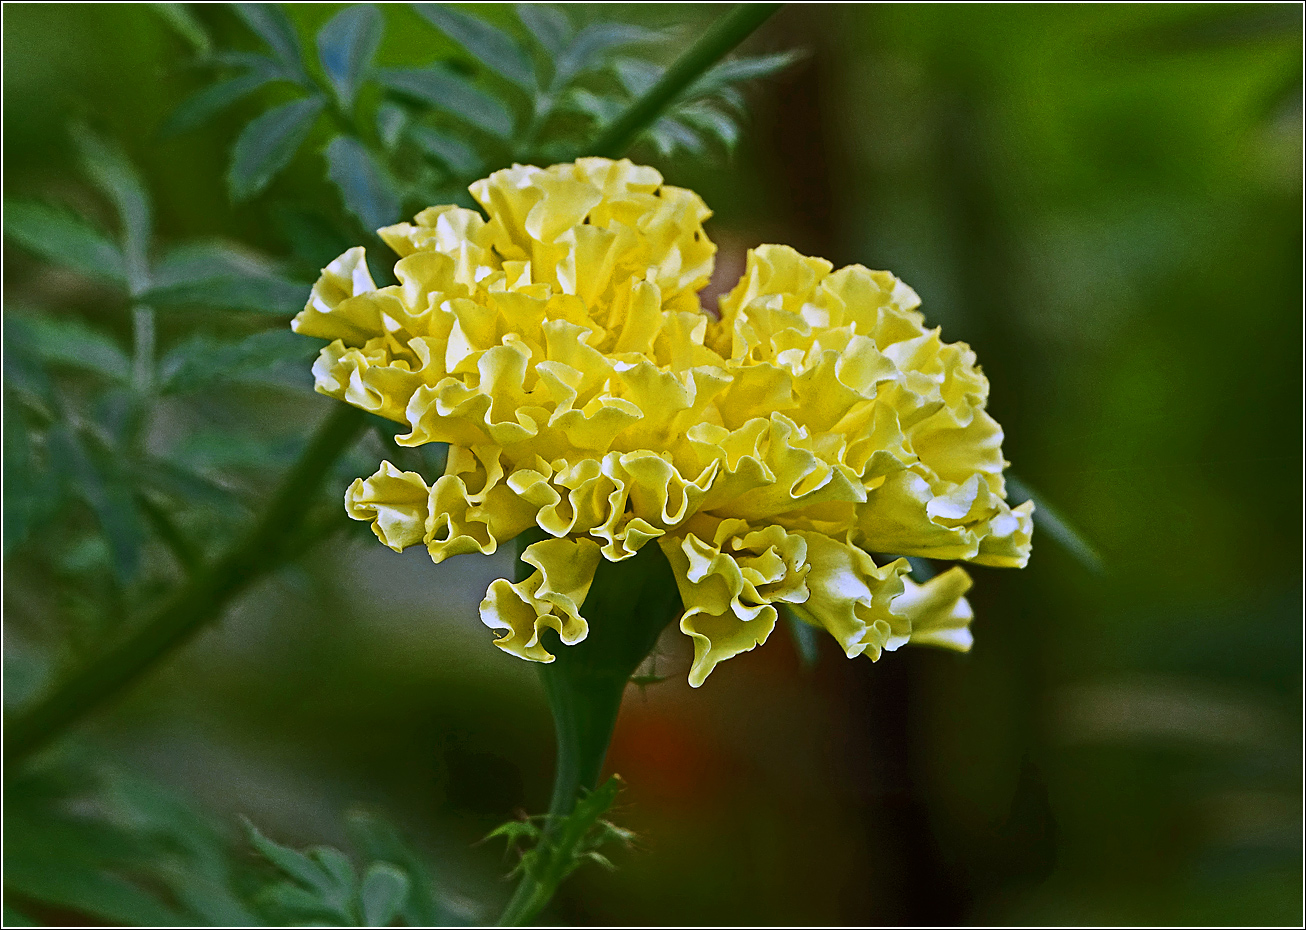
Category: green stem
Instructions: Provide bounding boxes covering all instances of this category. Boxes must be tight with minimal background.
[3,405,367,767]
[497,535,682,926]
[585,3,784,159]
[499,10,787,923]
[130,304,155,398]
[134,491,201,572]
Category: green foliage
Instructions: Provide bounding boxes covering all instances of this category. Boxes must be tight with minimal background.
[316,5,383,111]
[3,751,263,926]
[162,2,798,230]
[601,47,803,157]
[4,200,128,284]
[228,96,328,201]
[490,776,632,897]
[4,4,797,927]
[1,748,469,927]
[3,122,316,603]
[245,817,467,926]
[1007,476,1105,574]
[5,2,1299,925]
[416,3,537,93]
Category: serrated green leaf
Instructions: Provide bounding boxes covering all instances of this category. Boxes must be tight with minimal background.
[69,126,155,282]
[234,2,309,84]
[48,425,143,584]
[141,457,244,510]
[345,809,475,928]
[101,770,264,926]
[150,2,211,54]
[170,430,295,475]
[3,769,196,926]
[159,329,316,395]
[678,101,740,150]
[3,317,59,410]
[325,136,402,234]
[161,71,277,137]
[360,862,409,927]
[714,84,747,115]
[564,88,624,125]
[516,3,572,57]
[7,314,131,382]
[3,398,38,556]
[590,820,636,847]
[689,50,804,98]
[579,850,615,871]
[3,857,187,927]
[151,239,285,287]
[310,846,358,898]
[227,95,325,201]
[408,125,481,177]
[317,4,383,111]
[376,66,514,137]
[163,872,264,928]
[259,879,346,922]
[415,3,536,92]
[147,275,307,314]
[375,101,408,150]
[210,50,289,81]
[613,56,662,97]
[147,241,308,314]
[244,818,335,896]
[4,199,128,284]
[486,820,543,845]
[555,22,657,88]
[647,116,702,157]
[71,120,154,274]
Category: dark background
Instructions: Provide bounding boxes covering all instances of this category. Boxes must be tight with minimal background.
[5,3,1302,925]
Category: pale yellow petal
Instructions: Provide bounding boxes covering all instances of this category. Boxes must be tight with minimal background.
[894,566,975,652]
[344,461,430,552]
[478,537,602,662]
[789,533,909,661]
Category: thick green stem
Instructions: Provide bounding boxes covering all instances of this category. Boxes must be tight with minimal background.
[3,405,367,767]
[497,535,682,926]
[498,9,787,923]
[585,3,784,159]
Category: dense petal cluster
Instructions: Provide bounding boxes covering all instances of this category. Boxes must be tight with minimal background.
[293,158,1031,686]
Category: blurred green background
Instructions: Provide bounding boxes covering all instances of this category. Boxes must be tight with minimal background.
[4,3,1302,926]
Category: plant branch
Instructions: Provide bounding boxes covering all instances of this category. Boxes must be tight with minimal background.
[3,404,367,767]
[4,0,783,780]
[585,3,784,159]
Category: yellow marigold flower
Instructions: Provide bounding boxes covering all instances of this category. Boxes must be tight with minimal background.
[292,158,1031,686]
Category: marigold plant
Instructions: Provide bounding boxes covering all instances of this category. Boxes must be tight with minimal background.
[291,157,1032,687]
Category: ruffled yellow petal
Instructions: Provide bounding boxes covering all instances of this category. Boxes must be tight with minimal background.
[788,533,910,661]
[893,566,975,652]
[479,537,602,662]
[660,517,810,687]
[292,247,379,343]
[426,446,537,561]
[712,241,1033,572]
[344,461,430,552]
[468,158,715,312]
[298,160,1031,680]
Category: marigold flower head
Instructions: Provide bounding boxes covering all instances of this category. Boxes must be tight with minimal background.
[292,157,1031,687]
